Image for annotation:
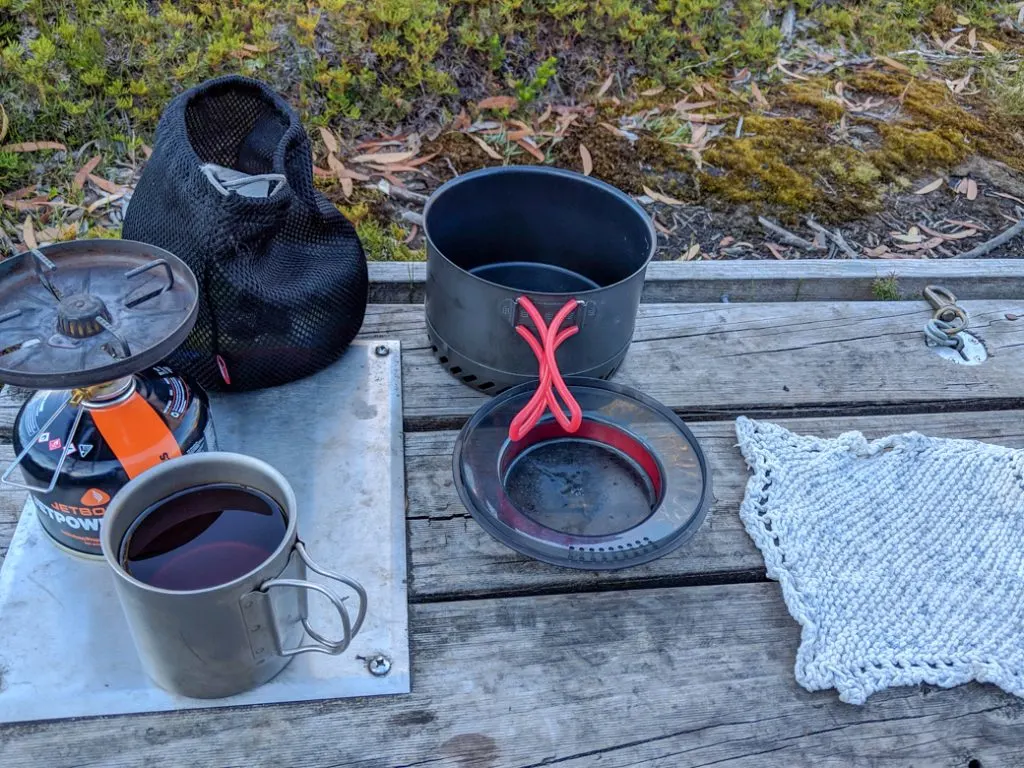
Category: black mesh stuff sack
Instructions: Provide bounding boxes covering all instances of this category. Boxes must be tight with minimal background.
[123,75,367,391]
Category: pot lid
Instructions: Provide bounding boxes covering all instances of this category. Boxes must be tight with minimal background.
[453,378,712,570]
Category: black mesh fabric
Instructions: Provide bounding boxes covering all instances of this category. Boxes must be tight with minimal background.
[122,75,367,391]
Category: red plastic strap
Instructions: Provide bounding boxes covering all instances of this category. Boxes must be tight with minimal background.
[508,297,584,441]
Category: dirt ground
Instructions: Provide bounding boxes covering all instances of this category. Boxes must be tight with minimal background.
[344,148,1024,263]
[313,79,1024,264]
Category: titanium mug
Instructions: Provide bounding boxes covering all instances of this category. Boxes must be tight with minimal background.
[100,452,367,699]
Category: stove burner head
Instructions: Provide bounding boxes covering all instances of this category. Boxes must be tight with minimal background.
[0,241,199,389]
[56,293,113,339]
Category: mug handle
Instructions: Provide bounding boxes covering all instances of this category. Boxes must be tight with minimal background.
[260,541,368,657]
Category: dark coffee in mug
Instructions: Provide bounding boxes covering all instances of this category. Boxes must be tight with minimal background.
[120,483,287,591]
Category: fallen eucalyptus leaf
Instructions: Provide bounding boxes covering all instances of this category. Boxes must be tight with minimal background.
[913,178,945,195]
[678,243,700,261]
[73,155,102,191]
[877,55,910,73]
[452,109,470,131]
[87,191,125,213]
[350,150,417,165]
[642,186,685,207]
[478,96,518,111]
[88,174,124,195]
[467,134,503,160]
[516,137,545,162]
[22,217,36,249]
[2,141,66,153]
[596,73,615,98]
[319,127,340,155]
[579,144,593,176]
[750,82,769,108]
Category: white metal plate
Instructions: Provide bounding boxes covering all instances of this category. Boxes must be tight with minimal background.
[928,331,989,365]
[0,340,409,723]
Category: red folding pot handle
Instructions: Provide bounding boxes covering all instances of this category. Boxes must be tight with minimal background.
[508,296,584,441]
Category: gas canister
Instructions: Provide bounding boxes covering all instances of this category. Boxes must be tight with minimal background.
[0,241,212,558]
[12,368,214,557]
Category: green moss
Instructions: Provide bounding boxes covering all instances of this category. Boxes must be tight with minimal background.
[701,118,820,217]
[700,116,840,220]
[694,69,1006,223]
[926,4,958,33]
[848,161,881,185]
[778,83,845,122]
[637,135,687,169]
[357,218,425,261]
[873,124,969,174]
[84,225,122,239]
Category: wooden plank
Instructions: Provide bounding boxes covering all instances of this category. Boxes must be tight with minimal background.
[0,445,23,568]
[0,582,1020,767]
[6,298,1024,434]
[368,259,1024,304]
[0,387,26,440]
[357,300,1024,427]
[404,410,1024,600]
[5,412,1021,597]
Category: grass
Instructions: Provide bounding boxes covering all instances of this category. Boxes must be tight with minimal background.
[2,1,1024,260]
[872,274,902,301]
[339,199,423,261]
[0,1,1015,170]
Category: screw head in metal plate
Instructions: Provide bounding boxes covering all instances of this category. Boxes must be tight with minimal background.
[374,344,390,357]
[367,654,392,676]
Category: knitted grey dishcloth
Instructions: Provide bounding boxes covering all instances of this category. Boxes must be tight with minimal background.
[735,416,1024,705]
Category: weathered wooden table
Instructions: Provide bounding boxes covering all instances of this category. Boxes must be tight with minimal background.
[2,260,1024,767]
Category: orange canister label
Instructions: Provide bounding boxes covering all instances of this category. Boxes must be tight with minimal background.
[89,392,182,479]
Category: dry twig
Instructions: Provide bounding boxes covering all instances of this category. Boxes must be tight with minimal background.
[757,216,818,250]
[376,179,428,205]
[806,219,860,258]
[952,218,1024,259]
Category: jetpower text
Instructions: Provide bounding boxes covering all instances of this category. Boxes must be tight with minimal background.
[34,498,104,532]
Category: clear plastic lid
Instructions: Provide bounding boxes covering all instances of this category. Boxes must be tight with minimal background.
[453,378,712,570]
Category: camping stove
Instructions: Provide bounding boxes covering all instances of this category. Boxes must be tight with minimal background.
[0,241,213,558]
